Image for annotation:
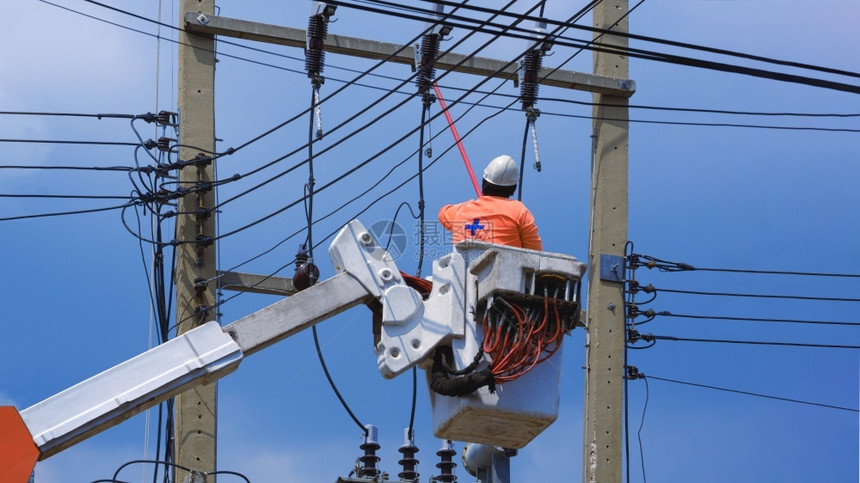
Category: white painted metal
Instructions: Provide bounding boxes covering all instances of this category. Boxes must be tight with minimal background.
[375,251,467,378]
[428,241,586,449]
[223,271,371,356]
[21,322,242,458]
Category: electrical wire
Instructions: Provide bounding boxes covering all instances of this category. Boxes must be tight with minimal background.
[0,110,137,118]
[651,311,860,327]
[637,334,860,350]
[0,138,138,146]
[0,201,137,222]
[0,193,131,199]
[645,375,859,413]
[630,253,860,277]
[46,0,860,137]
[45,1,859,142]
[397,0,860,80]
[0,164,133,171]
[332,0,860,94]
[649,286,860,303]
[312,325,368,435]
[638,376,649,483]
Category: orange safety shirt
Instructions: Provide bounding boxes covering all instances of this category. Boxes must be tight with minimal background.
[438,195,542,250]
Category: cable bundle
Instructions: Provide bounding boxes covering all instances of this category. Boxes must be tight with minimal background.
[482,293,565,384]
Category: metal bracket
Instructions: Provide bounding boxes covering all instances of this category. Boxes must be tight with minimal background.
[600,254,625,283]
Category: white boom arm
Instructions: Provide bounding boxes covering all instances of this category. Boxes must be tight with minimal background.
[1,219,586,482]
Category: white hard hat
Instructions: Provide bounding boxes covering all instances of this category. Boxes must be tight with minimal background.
[482,155,519,186]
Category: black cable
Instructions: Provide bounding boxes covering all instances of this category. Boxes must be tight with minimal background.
[416,105,428,277]
[409,366,417,439]
[334,0,860,94]
[646,375,859,413]
[0,193,131,200]
[691,267,860,278]
[312,325,367,434]
[0,164,133,171]
[306,89,317,270]
[517,117,529,201]
[638,376,649,483]
[651,286,860,303]
[0,138,138,146]
[0,110,137,118]
[407,0,860,80]
[0,201,136,222]
[645,334,860,350]
[631,254,860,278]
[53,0,860,128]
[653,311,860,327]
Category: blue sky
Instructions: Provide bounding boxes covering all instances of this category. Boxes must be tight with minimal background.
[1,1,858,482]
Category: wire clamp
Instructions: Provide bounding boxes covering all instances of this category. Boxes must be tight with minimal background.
[625,365,644,380]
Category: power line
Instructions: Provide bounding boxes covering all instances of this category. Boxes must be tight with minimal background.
[649,286,860,303]
[0,193,131,200]
[634,333,860,350]
[650,311,860,327]
[409,0,860,80]
[47,0,860,136]
[0,111,137,119]
[0,138,138,146]
[332,0,860,94]
[629,253,860,278]
[645,374,859,413]
[0,201,136,222]
[0,164,134,172]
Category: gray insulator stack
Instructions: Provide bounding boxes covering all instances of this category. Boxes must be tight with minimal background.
[520,49,543,110]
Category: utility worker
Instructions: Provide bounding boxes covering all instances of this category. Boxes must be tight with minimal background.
[438,155,542,250]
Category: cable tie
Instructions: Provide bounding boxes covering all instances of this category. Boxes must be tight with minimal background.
[625,365,644,380]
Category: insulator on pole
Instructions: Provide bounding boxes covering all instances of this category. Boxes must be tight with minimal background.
[519,49,543,110]
[305,13,328,84]
[358,424,382,479]
[398,428,420,481]
[416,33,441,102]
[433,440,458,482]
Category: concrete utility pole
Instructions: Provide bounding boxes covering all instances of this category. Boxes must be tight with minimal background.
[174,0,218,480]
[584,1,630,482]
